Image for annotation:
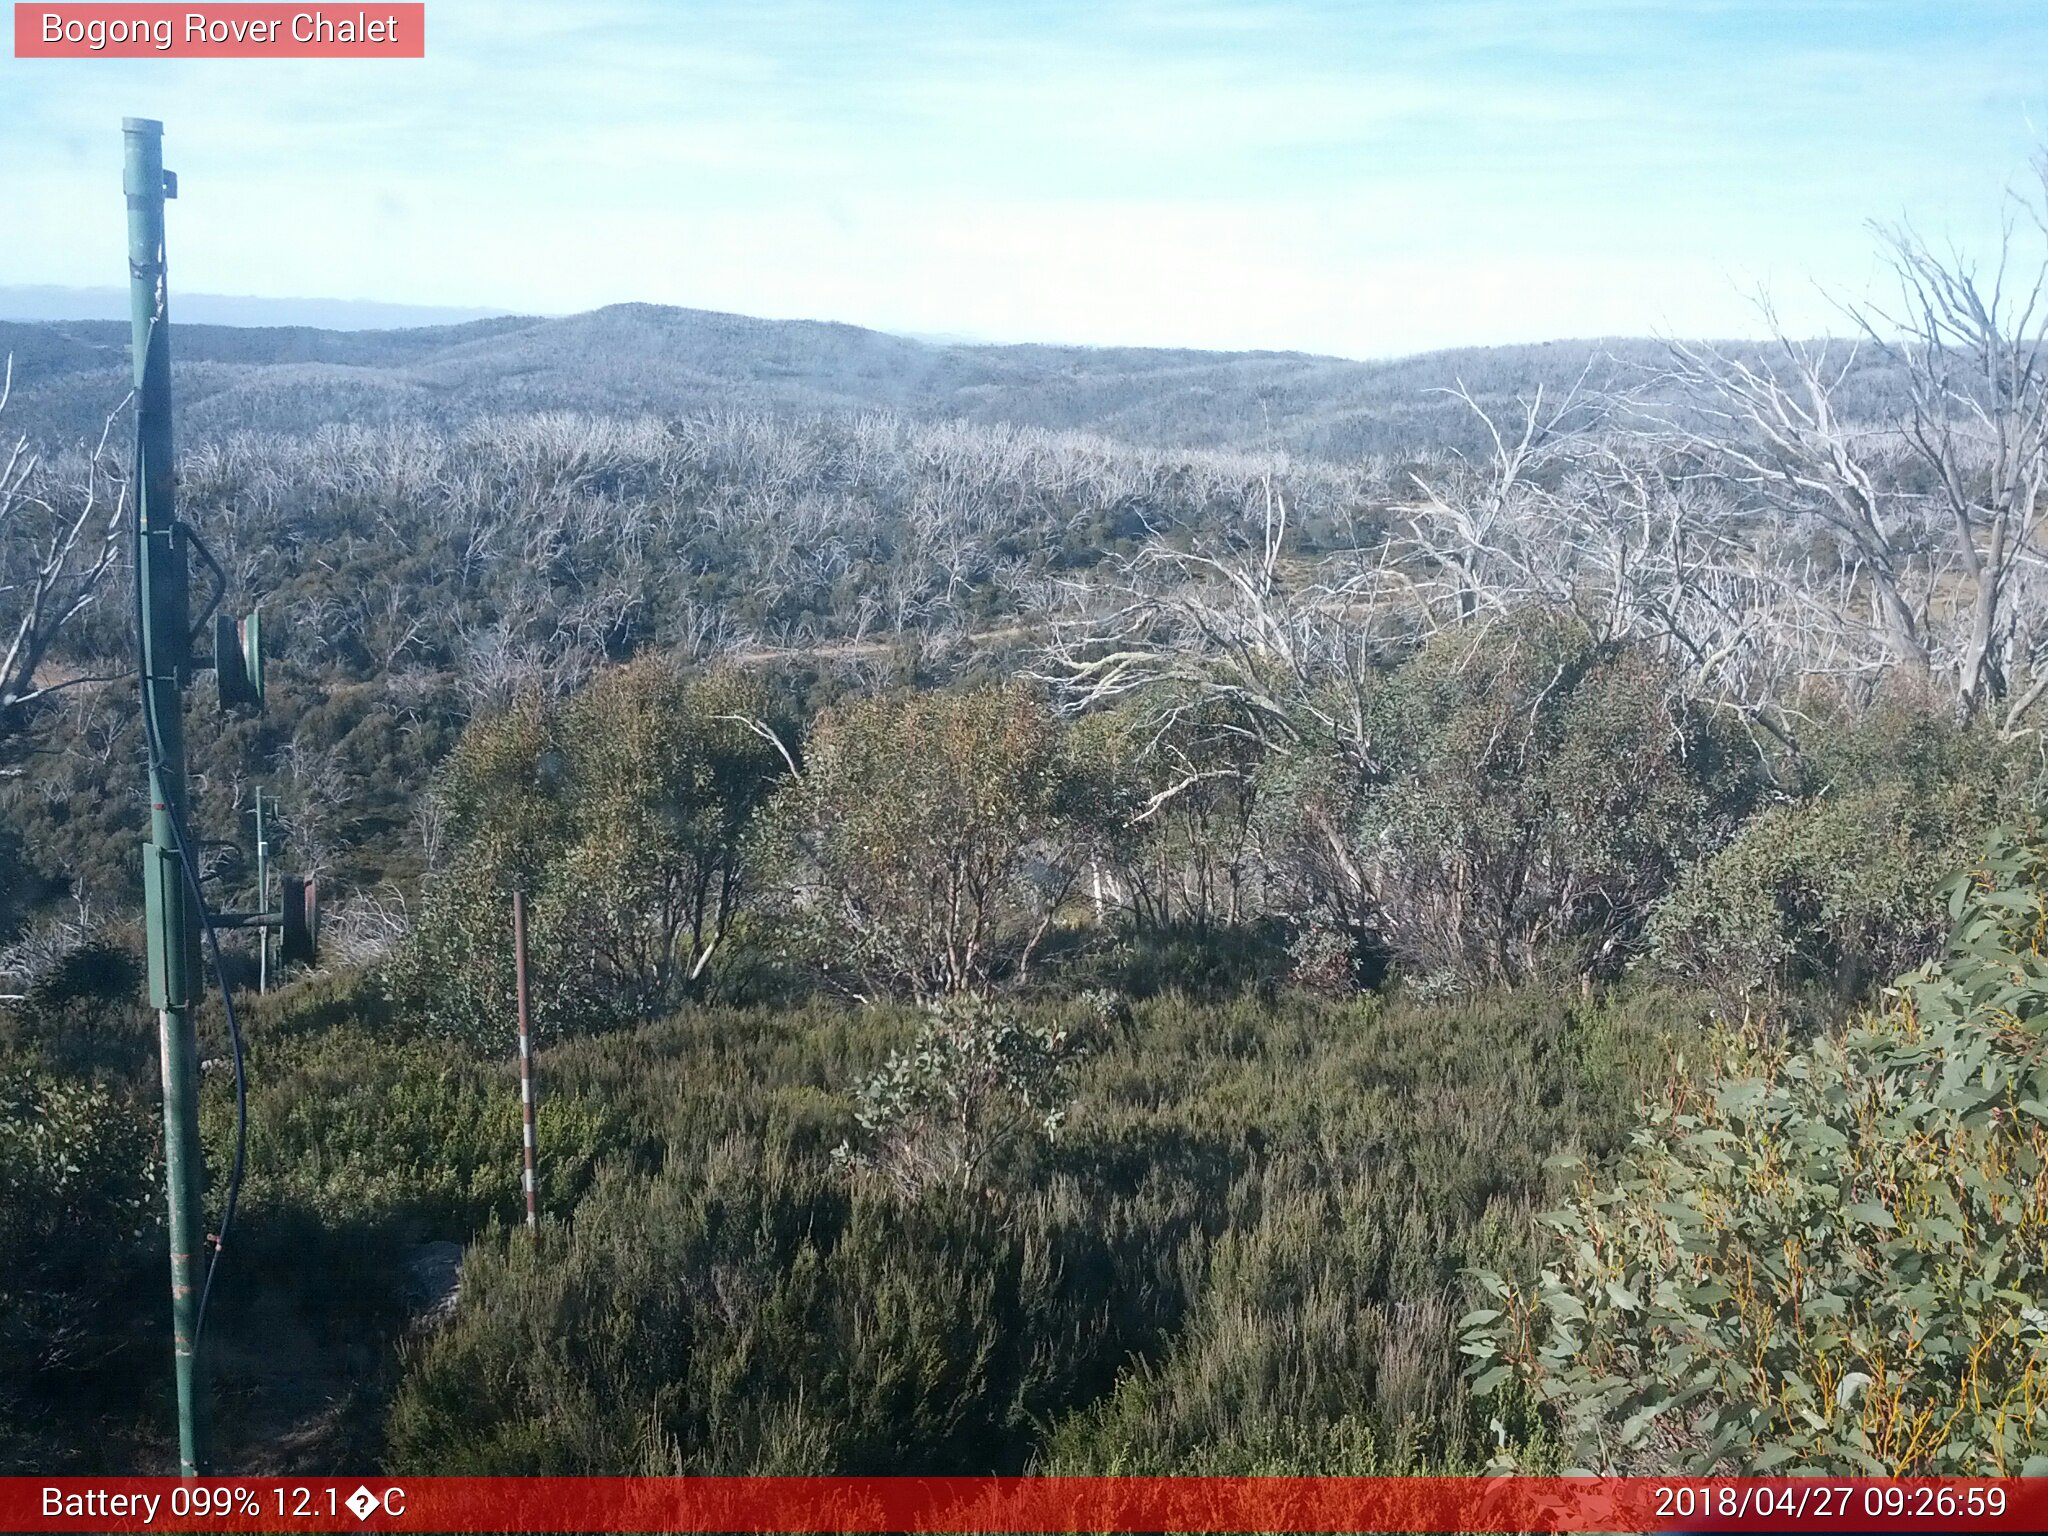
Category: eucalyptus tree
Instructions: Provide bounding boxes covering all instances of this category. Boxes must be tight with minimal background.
[769,685,1115,999]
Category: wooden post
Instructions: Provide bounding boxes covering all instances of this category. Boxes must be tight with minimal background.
[513,890,538,1231]
[253,788,269,994]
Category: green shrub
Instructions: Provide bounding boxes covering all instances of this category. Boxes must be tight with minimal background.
[1042,986,1673,1475]
[1071,918,1292,1001]
[388,663,789,1047]
[385,985,1669,1475]
[1465,821,2048,1475]
[834,997,1100,1196]
[766,686,1115,998]
[0,923,155,1080]
[1262,622,1757,990]
[388,1150,1134,1474]
[239,964,397,1042]
[200,1021,627,1232]
[0,1064,162,1469]
[1646,706,2042,1002]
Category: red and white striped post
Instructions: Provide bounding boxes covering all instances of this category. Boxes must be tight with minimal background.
[513,890,538,1232]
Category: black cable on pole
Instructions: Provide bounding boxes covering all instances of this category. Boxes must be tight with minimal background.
[130,323,248,1349]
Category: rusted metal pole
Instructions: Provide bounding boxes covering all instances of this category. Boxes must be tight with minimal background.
[513,890,537,1231]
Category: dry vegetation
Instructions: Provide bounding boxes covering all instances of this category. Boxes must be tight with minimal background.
[4,173,2048,1475]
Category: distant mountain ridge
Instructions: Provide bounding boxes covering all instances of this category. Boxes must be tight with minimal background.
[0,285,514,330]
[0,300,1898,461]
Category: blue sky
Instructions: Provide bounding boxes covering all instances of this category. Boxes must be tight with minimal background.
[3,0,2043,355]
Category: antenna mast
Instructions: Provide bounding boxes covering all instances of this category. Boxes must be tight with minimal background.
[123,114,209,1478]
[122,118,314,1476]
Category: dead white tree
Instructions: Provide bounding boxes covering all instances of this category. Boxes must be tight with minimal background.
[1401,369,1604,626]
[1409,210,2048,747]
[1038,465,1406,774]
[1654,327,1936,694]
[1403,396,1834,749]
[0,360,132,741]
[1649,168,2048,735]
[1860,185,2048,730]
[1034,465,1418,939]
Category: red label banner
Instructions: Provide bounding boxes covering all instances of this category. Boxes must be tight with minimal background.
[0,1476,2043,1533]
[12,4,424,57]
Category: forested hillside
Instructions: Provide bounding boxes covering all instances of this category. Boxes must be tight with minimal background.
[0,305,1913,460]
[4,192,2048,1479]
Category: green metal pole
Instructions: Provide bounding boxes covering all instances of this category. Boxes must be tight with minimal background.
[124,116,209,1479]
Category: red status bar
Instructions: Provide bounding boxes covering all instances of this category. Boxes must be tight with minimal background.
[1,1476,2041,1533]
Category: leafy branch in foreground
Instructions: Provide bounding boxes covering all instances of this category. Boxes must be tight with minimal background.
[1463,819,2048,1475]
